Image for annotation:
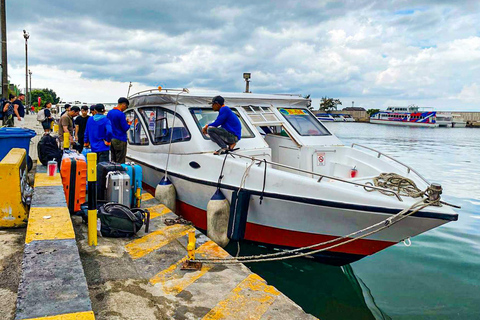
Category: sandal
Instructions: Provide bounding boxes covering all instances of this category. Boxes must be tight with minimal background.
[214,148,228,155]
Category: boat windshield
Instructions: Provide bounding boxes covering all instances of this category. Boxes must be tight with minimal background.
[189,108,255,138]
[278,108,331,136]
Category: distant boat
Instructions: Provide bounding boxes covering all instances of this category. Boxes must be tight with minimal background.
[370,105,438,127]
[316,113,335,122]
[452,114,467,128]
[436,113,453,127]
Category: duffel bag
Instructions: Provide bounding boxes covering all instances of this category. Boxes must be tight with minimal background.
[98,202,150,238]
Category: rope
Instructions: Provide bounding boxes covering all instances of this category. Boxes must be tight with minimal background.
[230,159,256,238]
[193,199,433,264]
[364,173,424,198]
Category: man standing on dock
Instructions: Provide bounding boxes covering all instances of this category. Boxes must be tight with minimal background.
[74,105,90,153]
[202,95,241,155]
[58,106,80,149]
[107,97,130,163]
[13,93,26,127]
[84,104,112,163]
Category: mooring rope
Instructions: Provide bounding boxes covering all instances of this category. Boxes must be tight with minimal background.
[193,198,435,264]
[365,173,425,198]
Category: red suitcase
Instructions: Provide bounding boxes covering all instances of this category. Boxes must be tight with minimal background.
[60,153,87,214]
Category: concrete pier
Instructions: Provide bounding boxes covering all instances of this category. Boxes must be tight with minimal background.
[1,114,316,319]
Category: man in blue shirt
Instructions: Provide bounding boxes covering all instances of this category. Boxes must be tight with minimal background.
[84,104,113,163]
[107,97,130,163]
[202,95,242,155]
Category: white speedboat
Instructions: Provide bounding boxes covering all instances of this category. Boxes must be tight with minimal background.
[436,113,453,127]
[125,89,458,265]
[452,114,467,128]
[315,113,335,122]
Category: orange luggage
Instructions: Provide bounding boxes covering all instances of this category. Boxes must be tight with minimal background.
[60,153,87,214]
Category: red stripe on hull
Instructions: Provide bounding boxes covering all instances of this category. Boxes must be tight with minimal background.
[176,198,395,257]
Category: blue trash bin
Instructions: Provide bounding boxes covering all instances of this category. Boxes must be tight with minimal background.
[0,127,37,165]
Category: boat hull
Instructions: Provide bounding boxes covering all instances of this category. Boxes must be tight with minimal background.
[131,156,454,266]
[370,119,439,127]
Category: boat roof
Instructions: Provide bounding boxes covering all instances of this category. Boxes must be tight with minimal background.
[128,89,310,109]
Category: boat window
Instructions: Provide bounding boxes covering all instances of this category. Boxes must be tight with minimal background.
[139,107,191,145]
[189,108,255,139]
[278,108,331,136]
[125,110,149,145]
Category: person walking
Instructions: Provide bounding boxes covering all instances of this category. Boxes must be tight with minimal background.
[38,102,54,133]
[84,104,112,163]
[60,104,71,117]
[74,105,90,153]
[202,95,241,155]
[107,97,130,163]
[58,106,80,149]
[2,94,16,127]
[13,93,26,127]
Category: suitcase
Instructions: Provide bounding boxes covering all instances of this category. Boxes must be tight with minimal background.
[106,171,131,207]
[60,153,87,214]
[97,162,125,202]
[121,163,143,208]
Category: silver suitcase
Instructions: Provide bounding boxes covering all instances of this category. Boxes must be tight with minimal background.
[106,171,131,207]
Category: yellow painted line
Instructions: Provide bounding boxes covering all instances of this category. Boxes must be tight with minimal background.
[141,193,154,201]
[26,207,75,243]
[145,204,171,219]
[202,273,280,320]
[150,241,230,294]
[125,224,193,259]
[21,310,95,320]
[34,172,63,187]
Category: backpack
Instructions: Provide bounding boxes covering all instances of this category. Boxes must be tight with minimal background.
[37,134,63,166]
[98,202,150,238]
[37,109,47,122]
[0,98,6,120]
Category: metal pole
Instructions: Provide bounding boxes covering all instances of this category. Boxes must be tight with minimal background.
[23,30,29,107]
[87,153,98,246]
[1,0,8,97]
[29,69,31,106]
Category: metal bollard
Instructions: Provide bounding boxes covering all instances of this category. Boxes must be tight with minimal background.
[181,230,202,270]
[63,132,70,150]
[87,153,98,246]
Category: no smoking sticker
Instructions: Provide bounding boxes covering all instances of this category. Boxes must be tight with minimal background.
[317,152,326,166]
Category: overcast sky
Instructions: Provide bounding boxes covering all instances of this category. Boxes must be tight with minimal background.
[3,0,480,110]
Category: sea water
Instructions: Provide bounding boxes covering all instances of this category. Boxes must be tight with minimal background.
[226,123,480,320]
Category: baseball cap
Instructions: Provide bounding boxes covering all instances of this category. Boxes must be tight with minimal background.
[90,105,96,111]
[118,97,129,105]
[95,104,105,112]
[209,95,224,105]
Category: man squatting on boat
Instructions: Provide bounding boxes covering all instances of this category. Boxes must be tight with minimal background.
[202,95,242,155]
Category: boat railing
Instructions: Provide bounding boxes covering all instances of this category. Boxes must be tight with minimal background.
[128,87,189,99]
[351,143,430,185]
[231,152,404,201]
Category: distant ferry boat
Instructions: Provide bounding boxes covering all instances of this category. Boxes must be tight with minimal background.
[317,113,355,122]
[370,105,438,127]
[316,113,335,122]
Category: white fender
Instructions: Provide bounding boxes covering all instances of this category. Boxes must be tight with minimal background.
[207,189,230,248]
[155,176,176,212]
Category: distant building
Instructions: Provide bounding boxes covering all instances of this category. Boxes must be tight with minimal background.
[342,107,366,111]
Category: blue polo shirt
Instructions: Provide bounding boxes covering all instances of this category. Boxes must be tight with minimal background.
[208,106,242,140]
[107,108,130,142]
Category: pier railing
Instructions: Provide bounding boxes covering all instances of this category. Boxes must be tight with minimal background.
[351,143,430,185]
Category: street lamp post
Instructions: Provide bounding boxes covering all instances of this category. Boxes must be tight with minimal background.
[23,30,29,108]
[28,69,32,107]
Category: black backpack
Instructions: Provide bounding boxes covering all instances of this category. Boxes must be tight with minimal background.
[0,98,7,120]
[37,134,63,166]
[98,202,150,238]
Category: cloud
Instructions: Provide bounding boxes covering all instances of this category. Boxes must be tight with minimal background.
[3,0,480,110]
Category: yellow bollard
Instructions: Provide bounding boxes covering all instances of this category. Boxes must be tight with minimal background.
[187,230,196,260]
[135,187,141,208]
[63,132,70,150]
[53,123,58,132]
[87,153,98,246]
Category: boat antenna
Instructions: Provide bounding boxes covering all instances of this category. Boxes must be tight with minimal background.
[164,88,189,179]
[127,82,132,97]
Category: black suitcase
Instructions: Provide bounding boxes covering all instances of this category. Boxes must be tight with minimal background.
[97,162,125,201]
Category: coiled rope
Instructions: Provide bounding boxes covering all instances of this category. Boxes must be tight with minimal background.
[364,173,425,198]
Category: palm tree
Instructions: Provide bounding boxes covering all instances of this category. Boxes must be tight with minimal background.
[319,97,342,113]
